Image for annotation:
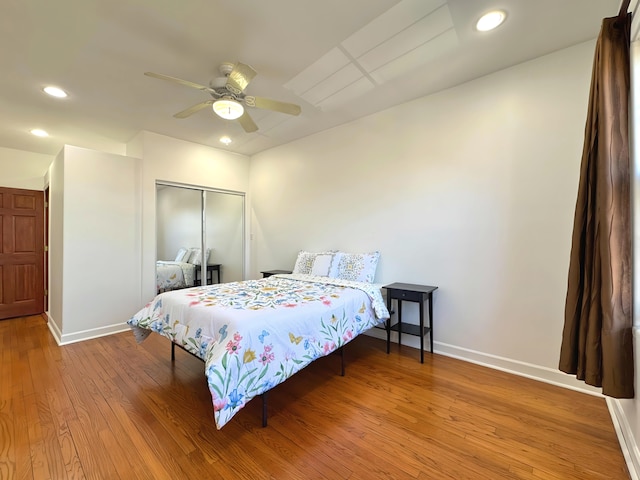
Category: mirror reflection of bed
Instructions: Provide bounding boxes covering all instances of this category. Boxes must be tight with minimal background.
[156,183,244,293]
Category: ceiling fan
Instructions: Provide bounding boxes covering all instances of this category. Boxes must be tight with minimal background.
[144,62,302,133]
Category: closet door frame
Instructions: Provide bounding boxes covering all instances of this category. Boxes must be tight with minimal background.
[156,181,246,285]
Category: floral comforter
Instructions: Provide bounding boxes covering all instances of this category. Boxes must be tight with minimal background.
[156,261,195,292]
[128,274,390,429]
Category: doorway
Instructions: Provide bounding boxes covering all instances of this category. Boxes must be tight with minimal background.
[0,186,45,320]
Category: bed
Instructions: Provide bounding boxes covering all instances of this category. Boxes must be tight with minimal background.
[156,261,196,292]
[156,246,212,293]
[128,272,389,429]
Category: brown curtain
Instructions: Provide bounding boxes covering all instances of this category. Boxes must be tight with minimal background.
[559,8,633,398]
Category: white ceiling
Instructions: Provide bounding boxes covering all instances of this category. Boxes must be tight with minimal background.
[1,0,622,157]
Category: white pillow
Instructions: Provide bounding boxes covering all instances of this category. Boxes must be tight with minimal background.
[293,250,335,274]
[174,247,189,262]
[184,247,197,263]
[331,251,380,283]
[310,253,337,276]
[190,248,211,265]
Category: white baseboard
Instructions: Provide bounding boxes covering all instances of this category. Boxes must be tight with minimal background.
[365,328,639,478]
[365,328,603,396]
[608,398,640,480]
[46,312,63,344]
[46,316,130,345]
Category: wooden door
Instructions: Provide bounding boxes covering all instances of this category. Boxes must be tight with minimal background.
[0,187,45,319]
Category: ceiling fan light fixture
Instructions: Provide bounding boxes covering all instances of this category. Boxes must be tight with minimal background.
[476,10,506,31]
[213,98,244,120]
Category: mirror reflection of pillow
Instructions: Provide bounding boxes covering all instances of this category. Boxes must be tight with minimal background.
[174,247,189,262]
[185,247,197,263]
[190,248,212,265]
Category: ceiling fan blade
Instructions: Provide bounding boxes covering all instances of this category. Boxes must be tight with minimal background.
[245,95,301,116]
[225,62,257,95]
[173,100,213,119]
[237,111,258,133]
[144,72,214,93]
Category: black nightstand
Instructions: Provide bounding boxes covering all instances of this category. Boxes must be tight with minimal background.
[384,283,438,363]
[261,269,292,278]
[195,264,221,285]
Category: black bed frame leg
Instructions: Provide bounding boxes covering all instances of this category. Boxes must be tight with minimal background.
[340,346,345,376]
[171,342,175,361]
[261,392,268,427]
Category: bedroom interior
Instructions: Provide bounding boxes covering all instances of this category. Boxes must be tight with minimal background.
[2,0,640,478]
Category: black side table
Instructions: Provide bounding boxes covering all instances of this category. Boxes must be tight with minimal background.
[195,264,221,285]
[261,269,292,278]
[384,283,438,363]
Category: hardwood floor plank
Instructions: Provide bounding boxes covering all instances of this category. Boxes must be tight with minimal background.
[10,384,34,480]
[97,426,141,480]
[0,399,15,480]
[63,342,175,480]
[0,315,631,479]
[266,418,355,479]
[24,393,52,480]
[0,321,16,480]
[35,390,69,479]
[66,417,118,480]
[96,391,176,480]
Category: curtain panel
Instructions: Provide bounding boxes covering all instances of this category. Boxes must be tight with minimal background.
[558,11,633,398]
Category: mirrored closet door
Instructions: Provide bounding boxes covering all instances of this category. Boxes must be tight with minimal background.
[205,189,244,284]
[156,183,244,293]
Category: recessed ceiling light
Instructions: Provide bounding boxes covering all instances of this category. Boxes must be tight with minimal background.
[43,86,68,98]
[220,136,232,145]
[476,10,506,32]
[30,129,49,137]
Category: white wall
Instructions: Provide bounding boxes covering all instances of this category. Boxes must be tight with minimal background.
[0,146,53,190]
[127,131,251,301]
[48,149,65,335]
[250,40,600,393]
[48,145,142,343]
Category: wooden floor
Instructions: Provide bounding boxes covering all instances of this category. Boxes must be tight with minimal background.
[0,315,630,480]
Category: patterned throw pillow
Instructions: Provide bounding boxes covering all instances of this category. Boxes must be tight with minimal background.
[292,251,335,274]
[332,251,380,283]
